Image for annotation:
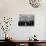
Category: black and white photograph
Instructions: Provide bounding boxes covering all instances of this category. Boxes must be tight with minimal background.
[18,15,34,26]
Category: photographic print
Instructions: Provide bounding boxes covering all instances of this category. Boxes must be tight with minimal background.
[18,14,34,26]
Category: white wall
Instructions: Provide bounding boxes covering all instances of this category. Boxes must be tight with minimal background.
[0,0,46,40]
[44,15,46,40]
